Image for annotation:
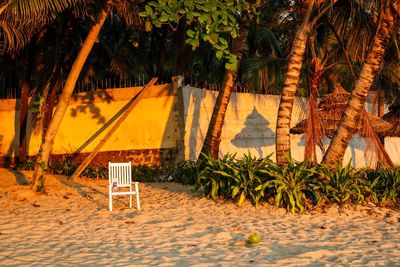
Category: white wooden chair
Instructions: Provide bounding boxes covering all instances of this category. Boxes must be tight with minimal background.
[108,162,140,211]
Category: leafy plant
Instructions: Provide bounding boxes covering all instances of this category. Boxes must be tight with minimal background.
[229,153,274,207]
[262,156,320,214]
[16,158,36,171]
[363,167,400,207]
[81,165,107,179]
[171,160,199,185]
[196,153,237,201]
[49,156,77,176]
[132,166,169,183]
[319,161,367,206]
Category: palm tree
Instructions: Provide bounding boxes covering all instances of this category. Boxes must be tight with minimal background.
[199,1,290,159]
[322,1,399,167]
[199,14,251,160]
[275,1,316,164]
[32,8,109,192]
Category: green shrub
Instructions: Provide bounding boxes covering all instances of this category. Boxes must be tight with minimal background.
[262,157,321,213]
[171,160,199,185]
[363,167,400,207]
[49,156,77,176]
[196,153,237,201]
[16,158,36,171]
[225,153,274,207]
[319,161,368,206]
[81,166,107,179]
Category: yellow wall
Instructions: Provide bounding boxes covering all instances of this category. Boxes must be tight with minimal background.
[0,85,177,157]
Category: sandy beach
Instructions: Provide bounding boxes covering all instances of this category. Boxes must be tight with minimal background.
[1,168,400,266]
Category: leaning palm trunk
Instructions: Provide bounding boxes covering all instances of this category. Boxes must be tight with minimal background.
[199,16,250,160]
[32,9,109,192]
[322,6,397,168]
[275,3,314,164]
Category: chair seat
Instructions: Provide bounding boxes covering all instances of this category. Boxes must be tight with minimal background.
[111,191,138,196]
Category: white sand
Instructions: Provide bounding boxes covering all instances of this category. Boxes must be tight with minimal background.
[1,168,400,266]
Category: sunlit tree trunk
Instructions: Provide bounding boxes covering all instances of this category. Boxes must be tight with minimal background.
[322,6,397,168]
[32,9,109,192]
[275,3,314,164]
[199,15,250,160]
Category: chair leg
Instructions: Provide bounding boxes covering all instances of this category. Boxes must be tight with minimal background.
[135,183,140,210]
[109,190,113,212]
[129,185,133,208]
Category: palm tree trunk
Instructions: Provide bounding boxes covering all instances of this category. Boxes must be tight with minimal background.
[377,87,384,117]
[199,15,250,160]
[32,10,109,192]
[322,7,396,168]
[18,77,30,163]
[275,3,314,164]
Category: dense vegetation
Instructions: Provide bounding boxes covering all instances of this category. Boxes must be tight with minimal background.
[174,154,400,213]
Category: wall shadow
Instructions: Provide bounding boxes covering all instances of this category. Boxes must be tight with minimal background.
[187,88,209,160]
[70,90,113,125]
[72,90,135,154]
[230,106,275,158]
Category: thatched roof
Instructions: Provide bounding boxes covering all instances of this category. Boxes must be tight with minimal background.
[290,85,392,137]
[381,109,400,137]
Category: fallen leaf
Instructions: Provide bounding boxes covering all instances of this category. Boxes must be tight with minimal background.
[125,221,134,224]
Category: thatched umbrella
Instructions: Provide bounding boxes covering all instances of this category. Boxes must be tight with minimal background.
[381,106,400,137]
[290,85,392,137]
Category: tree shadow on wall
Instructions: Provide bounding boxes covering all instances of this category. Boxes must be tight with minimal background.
[231,106,275,158]
[70,90,114,125]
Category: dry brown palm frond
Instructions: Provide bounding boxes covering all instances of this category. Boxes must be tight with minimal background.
[361,109,394,168]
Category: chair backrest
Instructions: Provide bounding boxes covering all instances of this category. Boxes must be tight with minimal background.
[108,162,132,187]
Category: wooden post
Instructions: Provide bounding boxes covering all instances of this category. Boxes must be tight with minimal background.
[71,78,158,180]
[172,76,185,163]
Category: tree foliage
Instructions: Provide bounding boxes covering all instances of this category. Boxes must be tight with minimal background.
[140,0,260,69]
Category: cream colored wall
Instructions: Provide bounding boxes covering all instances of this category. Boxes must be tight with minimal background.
[182,86,391,168]
[0,85,177,157]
